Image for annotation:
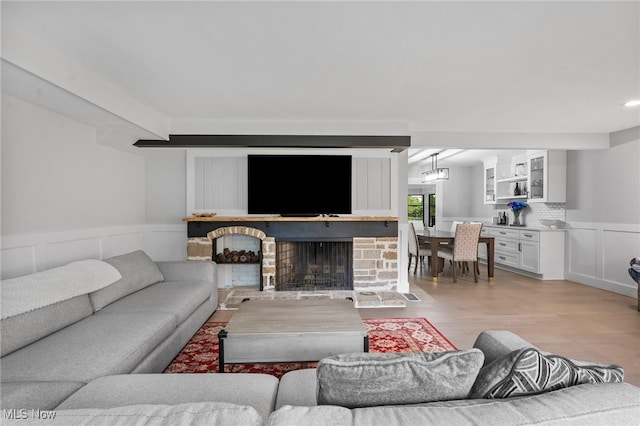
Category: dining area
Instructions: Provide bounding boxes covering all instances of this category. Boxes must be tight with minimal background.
[408,222,495,283]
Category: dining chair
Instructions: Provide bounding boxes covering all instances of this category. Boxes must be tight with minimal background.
[468,222,484,275]
[450,221,464,234]
[439,220,465,271]
[408,222,431,274]
[437,223,483,282]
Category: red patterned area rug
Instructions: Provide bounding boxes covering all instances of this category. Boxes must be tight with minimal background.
[164,318,457,379]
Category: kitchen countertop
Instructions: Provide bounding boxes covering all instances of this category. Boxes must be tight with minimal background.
[483,223,566,232]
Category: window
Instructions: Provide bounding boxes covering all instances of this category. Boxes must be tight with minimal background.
[428,194,436,227]
[408,195,424,224]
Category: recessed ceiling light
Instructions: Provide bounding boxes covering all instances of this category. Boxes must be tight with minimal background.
[623,99,640,107]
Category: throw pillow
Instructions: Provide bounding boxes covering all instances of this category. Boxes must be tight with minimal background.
[469,347,624,398]
[89,250,165,311]
[316,349,484,408]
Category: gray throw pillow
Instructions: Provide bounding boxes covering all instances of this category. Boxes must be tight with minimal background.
[316,349,484,408]
[469,347,624,398]
[89,250,164,311]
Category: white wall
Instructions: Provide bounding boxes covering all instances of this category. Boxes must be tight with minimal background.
[440,166,473,220]
[141,149,187,223]
[1,95,147,278]
[566,142,640,224]
[1,95,146,234]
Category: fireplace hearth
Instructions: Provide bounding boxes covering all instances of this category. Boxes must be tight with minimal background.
[276,241,353,291]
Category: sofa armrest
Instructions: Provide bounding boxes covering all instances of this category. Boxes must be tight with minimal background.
[473,330,537,366]
[155,261,216,287]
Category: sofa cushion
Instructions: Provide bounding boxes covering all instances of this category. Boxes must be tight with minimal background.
[156,261,215,284]
[1,295,93,357]
[469,347,624,398]
[1,312,174,383]
[276,369,318,409]
[57,373,279,420]
[267,405,353,426]
[98,280,212,325]
[268,383,640,426]
[0,381,85,410]
[90,251,164,311]
[6,402,263,426]
[316,349,484,408]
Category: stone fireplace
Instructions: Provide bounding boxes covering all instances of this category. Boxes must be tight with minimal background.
[186,217,398,292]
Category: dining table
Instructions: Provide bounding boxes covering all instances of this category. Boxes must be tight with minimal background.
[416,229,495,282]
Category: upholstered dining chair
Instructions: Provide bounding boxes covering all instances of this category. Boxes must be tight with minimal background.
[450,221,464,234]
[468,222,484,275]
[408,222,431,274]
[437,223,483,283]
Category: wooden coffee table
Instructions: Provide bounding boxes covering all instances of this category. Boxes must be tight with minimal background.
[218,298,368,372]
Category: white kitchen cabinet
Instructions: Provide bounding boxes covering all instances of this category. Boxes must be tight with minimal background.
[496,176,528,202]
[487,225,564,279]
[483,161,497,204]
[492,227,526,269]
[483,154,530,204]
[527,150,567,203]
[519,240,539,273]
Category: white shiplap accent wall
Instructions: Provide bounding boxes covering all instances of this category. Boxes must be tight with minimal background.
[186,148,397,217]
[193,157,247,212]
[353,157,392,211]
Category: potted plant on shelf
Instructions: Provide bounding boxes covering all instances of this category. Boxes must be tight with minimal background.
[507,200,528,226]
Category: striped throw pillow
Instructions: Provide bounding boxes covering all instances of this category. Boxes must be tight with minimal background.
[470,347,623,398]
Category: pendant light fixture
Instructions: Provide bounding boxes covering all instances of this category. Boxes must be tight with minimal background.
[420,153,449,183]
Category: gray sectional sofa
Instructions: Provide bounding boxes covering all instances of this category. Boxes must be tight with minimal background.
[1,250,218,410]
[2,252,639,425]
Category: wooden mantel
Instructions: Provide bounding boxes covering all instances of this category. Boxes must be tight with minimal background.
[184,216,398,240]
[183,216,398,222]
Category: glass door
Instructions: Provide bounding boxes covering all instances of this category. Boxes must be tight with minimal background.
[484,164,496,204]
[408,195,425,224]
[528,152,546,201]
[428,194,436,227]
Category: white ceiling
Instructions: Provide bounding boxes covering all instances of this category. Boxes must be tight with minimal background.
[2,1,639,163]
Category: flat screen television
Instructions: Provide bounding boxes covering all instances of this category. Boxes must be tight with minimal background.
[248,154,352,216]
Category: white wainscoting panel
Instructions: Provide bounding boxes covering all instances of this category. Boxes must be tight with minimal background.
[46,237,102,271]
[1,226,146,279]
[566,222,639,298]
[101,230,145,260]
[144,224,188,262]
[568,227,598,278]
[0,244,36,280]
[603,230,640,289]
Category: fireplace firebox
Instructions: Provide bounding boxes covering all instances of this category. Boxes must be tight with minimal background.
[276,241,353,291]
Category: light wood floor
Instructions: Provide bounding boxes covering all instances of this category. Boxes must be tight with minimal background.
[211,266,640,386]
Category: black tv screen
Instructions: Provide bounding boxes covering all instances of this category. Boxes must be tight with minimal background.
[248,155,352,216]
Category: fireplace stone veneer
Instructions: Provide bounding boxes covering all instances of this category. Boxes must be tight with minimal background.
[184,216,398,291]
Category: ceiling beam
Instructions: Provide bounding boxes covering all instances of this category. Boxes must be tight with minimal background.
[134,135,411,152]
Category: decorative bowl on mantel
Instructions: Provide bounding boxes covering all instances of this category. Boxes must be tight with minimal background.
[539,219,564,228]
